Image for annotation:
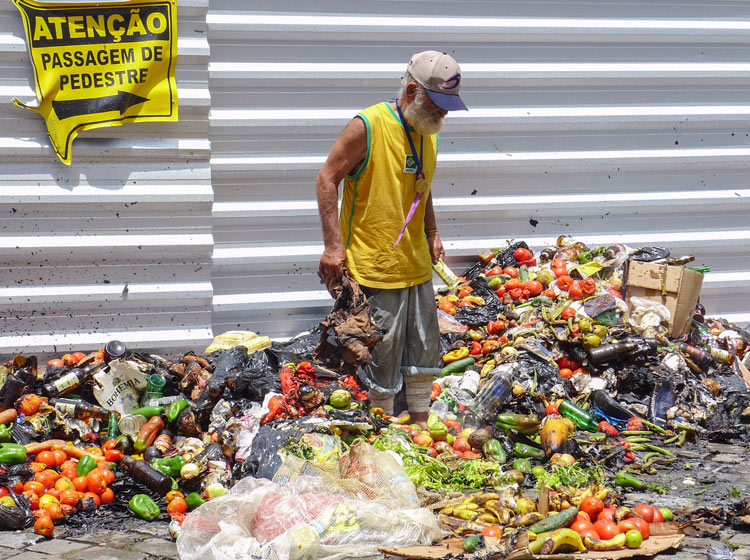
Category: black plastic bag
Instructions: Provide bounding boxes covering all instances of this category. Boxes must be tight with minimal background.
[495,241,531,270]
[279,328,321,360]
[629,246,670,262]
[0,492,33,529]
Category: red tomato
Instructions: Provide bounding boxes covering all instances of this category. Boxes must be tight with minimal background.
[544,404,559,416]
[618,518,641,535]
[579,527,600,541]
[630,517,650,539]
[568,283,584,301]
[580,496,605,520]
[482,525,502,538]
[571,520,595,536]
[513,247,533,262]
[558,367,574,379]
[503,266,519,278]
[627,417,644,431]
[508,288,524,301]
[36,451,56,470]
[86,470,107,495]
[556,275,574,291]
[593,520,621,540]
[623,450,636,463]
[580,277,597,296]
[18,394,42,416]
[597,507,617,523]
[652,508,664,523]
[47,359,64,368]
[504,278,522,290]
[526,280,543,296]
[34,515,54,537]
[542,288,557,299]
[560,307,576,320]
[633,504,655,523]
[495,286,507,298]
[70,352,86,364]
[100,487,115,505]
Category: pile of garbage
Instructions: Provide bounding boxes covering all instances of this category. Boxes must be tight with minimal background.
[0,236,746,560]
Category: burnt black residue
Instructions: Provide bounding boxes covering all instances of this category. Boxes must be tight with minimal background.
[61,472,167,535]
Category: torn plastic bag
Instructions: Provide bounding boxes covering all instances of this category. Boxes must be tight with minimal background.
[437,309,469,335]
[590,390,634,428]
[0,491,33,530]
[629,246,670,262]
[238,417,341,480]
[178,441,442,560]
[279,328,322,361]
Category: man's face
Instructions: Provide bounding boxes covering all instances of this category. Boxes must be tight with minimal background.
[402,84,447,136]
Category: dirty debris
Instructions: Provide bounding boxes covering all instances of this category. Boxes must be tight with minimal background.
[0,236,746,559]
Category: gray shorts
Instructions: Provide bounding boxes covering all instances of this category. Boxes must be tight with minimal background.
[359,280,440,397]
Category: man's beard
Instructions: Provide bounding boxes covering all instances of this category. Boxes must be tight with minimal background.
[402,89,444,136]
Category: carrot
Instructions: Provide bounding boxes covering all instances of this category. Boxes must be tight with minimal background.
[50,443,89,460]
[0,410,18,425]
[25,439,67,456]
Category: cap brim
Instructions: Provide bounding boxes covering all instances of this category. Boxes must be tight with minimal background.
[426,89,468,111]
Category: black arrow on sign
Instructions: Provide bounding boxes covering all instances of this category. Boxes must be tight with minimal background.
[52,91,149,120]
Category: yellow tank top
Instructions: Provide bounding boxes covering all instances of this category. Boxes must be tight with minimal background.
[340,101,438,289]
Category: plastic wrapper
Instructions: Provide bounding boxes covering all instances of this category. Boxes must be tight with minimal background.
[436,309,469,335]
[178,441,443,560]
[204,331,272,355]
[628,296,671,338]
[629,246,670,262]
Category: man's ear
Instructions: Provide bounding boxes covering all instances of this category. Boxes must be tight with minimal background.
[405,82,418,101]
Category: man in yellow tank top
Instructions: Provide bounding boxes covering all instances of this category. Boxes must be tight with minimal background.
[316,52,468,421]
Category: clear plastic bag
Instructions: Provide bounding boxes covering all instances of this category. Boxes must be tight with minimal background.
[177,441,444,560]
[628,296,671,337]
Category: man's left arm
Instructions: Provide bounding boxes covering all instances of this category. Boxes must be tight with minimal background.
[424,192,444,264]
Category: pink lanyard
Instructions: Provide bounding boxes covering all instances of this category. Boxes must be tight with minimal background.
[393,100,428,247]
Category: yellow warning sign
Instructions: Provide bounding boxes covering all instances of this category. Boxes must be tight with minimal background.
[12,0,178,165]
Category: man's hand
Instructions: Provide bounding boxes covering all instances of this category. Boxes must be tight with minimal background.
[319,244,347,298]
[427,232,444,265]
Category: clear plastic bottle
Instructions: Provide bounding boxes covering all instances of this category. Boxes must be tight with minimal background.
[470,362,517,422]
[448,368,480,407]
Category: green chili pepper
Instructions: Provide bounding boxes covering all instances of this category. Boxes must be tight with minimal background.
[0,425,11,443]
[128,494,161,520]
[185,491,205,510]
[129,406,165,419]
[615,470,645,489]
[0,443,26,464]
[151,456,185,478]
[512,442,544,459]
[76,454,98,477]
[166,399,190,423]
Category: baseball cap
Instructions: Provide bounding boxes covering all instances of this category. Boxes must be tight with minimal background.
[406,51,468,111]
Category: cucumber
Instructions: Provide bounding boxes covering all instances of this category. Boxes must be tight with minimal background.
[440,357,475,377]
[528,506,579,535]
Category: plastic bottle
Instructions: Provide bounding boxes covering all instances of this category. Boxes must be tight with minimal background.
[42,362,107,398]
[50,398,110,420]
[470,363,516,422]
[122,456,173,494]
[559,400,599,432]
[432,259,461,287]
[449,368,480,406]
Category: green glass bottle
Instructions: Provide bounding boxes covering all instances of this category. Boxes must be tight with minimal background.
[558,400,598,432]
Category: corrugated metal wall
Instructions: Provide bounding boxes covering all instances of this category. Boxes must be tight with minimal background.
[0,0,213,355]
[208,0,750,341]
[3,1,750,356]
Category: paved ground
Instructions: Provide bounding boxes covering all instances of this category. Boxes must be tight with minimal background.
[0,519,178,560]
[0,441,746,560]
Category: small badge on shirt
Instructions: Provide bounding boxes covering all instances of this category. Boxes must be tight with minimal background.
[404,155,417,174]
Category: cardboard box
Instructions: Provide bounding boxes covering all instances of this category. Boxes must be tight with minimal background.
[625,260,704,337]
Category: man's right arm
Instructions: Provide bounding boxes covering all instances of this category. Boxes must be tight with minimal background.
[316,117,367,296]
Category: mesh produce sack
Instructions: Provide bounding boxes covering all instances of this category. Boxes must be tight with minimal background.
[177,441,443,560]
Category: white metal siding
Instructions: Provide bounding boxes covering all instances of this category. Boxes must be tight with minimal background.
[209,1,750,340]
[0,0,213,354]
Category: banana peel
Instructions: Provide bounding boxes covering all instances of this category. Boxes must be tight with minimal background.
[584,533,627,551]
[538,528,586,554]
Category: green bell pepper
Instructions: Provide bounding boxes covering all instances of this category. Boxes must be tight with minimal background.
[76,454,98,477]
[129,406,165,419]
[482,438,506,463]
[166,399,190,423]
[0,443,26,464]
[151,456,185,478]
[0,424,11,443]
[129,494,161,520]
[512,442,544,459]
[185,491,205,510]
